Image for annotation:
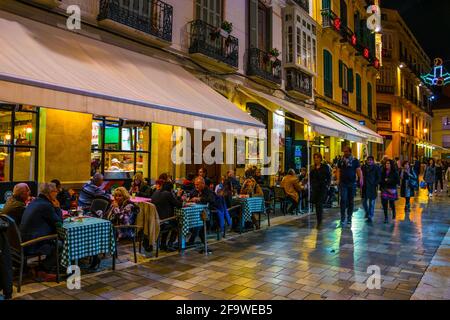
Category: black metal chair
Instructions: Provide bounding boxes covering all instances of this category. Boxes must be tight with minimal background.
[155,216,178,258]
[273,186,288,215]
[90,198,110,216]
[111,206,141,271]
[0,215,60,293]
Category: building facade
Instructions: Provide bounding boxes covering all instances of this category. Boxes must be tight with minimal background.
[312,0,381,161]
[376,8,433,162]
[431,88,450,160]
[0,0,381,201]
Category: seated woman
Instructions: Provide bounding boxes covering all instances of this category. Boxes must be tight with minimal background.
[129,172,151,197]
[151,181,183,251]
[281,169,302,214]
[240,174,263,229]
[106,187,139,239]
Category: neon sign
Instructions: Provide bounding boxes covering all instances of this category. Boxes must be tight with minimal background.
[421,58,450,86]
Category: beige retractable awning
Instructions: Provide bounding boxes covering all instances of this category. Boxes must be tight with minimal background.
[322,110,384,144]
[238,87,367,143]
[0,11,264,132]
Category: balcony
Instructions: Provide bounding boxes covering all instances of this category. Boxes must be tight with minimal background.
[28,0,61,8]
[293,0,309,13]
[285,68,313,98]
[189,20,239,71]
[98,0,173,45]
[377,120,392,131]
[247,47,282,86]
[376,84,395,94]
[321,8,341,37]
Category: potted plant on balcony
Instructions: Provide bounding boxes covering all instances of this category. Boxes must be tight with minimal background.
[220,21,233,38]
[268,48,280,62]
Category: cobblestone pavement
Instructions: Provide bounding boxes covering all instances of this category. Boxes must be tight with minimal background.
[13,188,450,300]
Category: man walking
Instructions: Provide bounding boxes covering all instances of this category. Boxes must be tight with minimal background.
[361,156,380,223]
[336,146,363,227]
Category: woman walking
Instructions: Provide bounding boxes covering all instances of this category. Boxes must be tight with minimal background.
[423,159,436,198]
[400,161,417,212]
[380,160,400,223]
[435,159,444,193]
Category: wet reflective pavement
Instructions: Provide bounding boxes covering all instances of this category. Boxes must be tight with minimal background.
[15,188,450,300]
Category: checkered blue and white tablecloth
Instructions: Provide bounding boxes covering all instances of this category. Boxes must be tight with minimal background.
[175,204,209,237]
[237,197,265,222]
[58,217,116,267]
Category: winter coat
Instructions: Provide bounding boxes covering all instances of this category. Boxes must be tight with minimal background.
[0,218,13,299]
[400,169,417,198]
[309,163,332,204]
[362,164,381,200]
[280,174,302,203]
[423,166,436,184]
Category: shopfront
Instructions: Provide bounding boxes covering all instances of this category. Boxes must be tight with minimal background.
[91,117,151,190]
[0,104,39,202]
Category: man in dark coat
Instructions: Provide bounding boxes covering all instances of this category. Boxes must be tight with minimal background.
[0,218,12,300]
[20,182,62,277]
[1,183,30,226]
[361,156,381,223]
[309,153,331,228]
[187,177,215,245]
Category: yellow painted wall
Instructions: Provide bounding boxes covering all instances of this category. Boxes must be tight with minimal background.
[39,108,92,185]
[151,123,176,180]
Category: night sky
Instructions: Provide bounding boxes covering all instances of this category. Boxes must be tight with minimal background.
[382,0,450,62]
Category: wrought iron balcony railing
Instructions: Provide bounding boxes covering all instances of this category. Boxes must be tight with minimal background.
[247,47,282,85]
[189,19,239,68]
[98,0,173,42]
[285,68,312,97]
[293,0,309,13]
[376,84,395,94]
[321,8,340,32]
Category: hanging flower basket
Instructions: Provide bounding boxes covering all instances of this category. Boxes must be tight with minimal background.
[220,21,233,36]
[268,48,280,62]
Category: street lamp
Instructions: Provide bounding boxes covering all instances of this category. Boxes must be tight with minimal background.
[424,128,428,134]
[405,118,410,125]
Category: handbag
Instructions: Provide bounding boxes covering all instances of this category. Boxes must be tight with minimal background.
[409,178,418,189]
[381,188,398,201]
[419,181,427,189]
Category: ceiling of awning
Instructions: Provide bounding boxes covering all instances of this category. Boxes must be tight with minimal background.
[0,10,264,133]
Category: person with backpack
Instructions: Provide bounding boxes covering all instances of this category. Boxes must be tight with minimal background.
[361,156,381,223]
[309,153,331,228]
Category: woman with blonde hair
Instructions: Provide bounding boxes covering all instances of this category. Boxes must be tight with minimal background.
[107,187,139,239]
[129,172,151,197]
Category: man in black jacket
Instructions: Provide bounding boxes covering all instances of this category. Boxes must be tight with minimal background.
[187,177,215,245]
[0,218,12,300]
[2,183,30,226]
[20,182,62,278]
[309,153,331,228]
[361,156,381,223]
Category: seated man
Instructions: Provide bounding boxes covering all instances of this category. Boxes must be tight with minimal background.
[78,173,110,210]
[187,177,215,245]
[2,183,30,226]
[51,179,75,211]
[214,185,232,235]
[20,182,63,280]
[281,169,302,214]
[151,181,183,252]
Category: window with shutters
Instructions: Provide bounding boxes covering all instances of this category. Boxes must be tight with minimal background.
[323,49,333,98]
[195,0,222,27]
[356,74,362,112]
[287,26,293,63]
[322,0,331,10]
[377,104,391,121]
[367,83,373,118]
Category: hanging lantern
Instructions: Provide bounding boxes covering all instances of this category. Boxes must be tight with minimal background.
[333,17,341,31]
[351,34,357,46]
[363,48,370,59]
[373,58,380,69]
